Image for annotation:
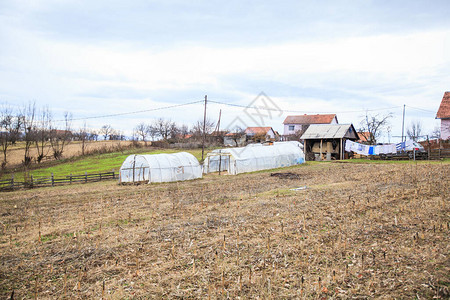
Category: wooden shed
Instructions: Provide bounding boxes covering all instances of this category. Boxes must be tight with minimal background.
[300,124,359,161]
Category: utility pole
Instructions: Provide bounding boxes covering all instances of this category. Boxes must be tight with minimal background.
[401,104,406,143]
[201,95,207,161]
[216,109,221,133]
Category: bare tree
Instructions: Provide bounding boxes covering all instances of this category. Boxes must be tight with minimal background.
[228,125,246,146]
[407,120,423,141]
[109,129,123,141]
[153,118,170,140]
[134,123,150,142]
[291,124,310,141]
[34,106,52,163]
[359,112,392,145]
[119,131,126,141]
[21,102,36,166]
[77,122,89,156]
[169,122,179,141]
[0,107,11,168]
[88,130,98,141]
[148,124,158,141]
[0,105,21,168]
[430,125,440,140]
[151,118,178,141]
[178,124,190,141]
[191,118,215,140]
[100,124,113,140]
[50,112,72,160]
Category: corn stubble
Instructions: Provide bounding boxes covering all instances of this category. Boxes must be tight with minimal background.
[0,162,448,298]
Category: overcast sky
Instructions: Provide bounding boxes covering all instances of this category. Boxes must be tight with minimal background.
[1,0,449,141]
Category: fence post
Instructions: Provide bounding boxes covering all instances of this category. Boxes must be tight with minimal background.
[11,174,14,189]
[85,172,87,183]
[70,174,72,184]
[219,151,222,176]
[100,172,102,181]
[30,174,34,188]
[112,169,115,179]
[51,173,54,187]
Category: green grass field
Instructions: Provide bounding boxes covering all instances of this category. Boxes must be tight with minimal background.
[10,148,205,180]
[4,146,449,181]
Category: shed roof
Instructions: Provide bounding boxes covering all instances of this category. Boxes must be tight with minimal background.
[283,114,337,124]
[300,124,359,140]
[436,91,450,119]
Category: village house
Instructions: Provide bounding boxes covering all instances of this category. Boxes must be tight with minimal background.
[223,132,246,147]
[436,91,450,140]
[283,114,338,137]
[245,127,278,142]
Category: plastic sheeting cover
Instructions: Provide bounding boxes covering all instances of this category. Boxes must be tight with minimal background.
[119,152,202,183]
[204,141,305,175]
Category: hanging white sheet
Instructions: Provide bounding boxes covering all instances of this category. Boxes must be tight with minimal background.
[345,140,397,156]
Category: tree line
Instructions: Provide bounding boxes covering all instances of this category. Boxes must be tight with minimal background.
[0,102,222,169]
[131,118,217,143]
[0,103,79,168]
[0,103,128,169]
[1,102,441,170]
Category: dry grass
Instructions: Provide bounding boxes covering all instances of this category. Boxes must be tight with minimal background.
[0,162,449,298]
[4,140,143,166]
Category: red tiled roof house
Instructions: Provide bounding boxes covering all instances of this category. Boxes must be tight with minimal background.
[245,127,277,141]
[436,91,450,140]
[356,131,370,143]
[283,114,338,136]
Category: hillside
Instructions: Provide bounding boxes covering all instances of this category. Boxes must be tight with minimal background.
[1,142,205,181]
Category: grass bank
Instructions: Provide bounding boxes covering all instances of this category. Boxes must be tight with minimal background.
[6,148,205,181]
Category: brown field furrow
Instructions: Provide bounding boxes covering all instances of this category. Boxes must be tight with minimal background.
[0,162,449,299]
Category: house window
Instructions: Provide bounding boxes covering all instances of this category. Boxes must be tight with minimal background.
[289,125,295,131]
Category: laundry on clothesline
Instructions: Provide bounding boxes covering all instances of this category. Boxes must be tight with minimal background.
[345,140,397,156]
[395,140,414,151]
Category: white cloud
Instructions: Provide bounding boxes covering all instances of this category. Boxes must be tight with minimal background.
[0,22,448,139]
[6,27,447,90]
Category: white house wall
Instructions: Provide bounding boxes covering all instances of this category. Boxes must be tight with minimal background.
[441,119,450,140]
[283,124,304,135]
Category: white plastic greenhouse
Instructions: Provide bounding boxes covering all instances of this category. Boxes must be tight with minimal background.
[204,141,305,175]
[119,152,202,183]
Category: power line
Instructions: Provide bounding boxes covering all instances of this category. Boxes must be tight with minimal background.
[54,100,204,122]
[53,97,435,124]
[405,105,436,114]
[208,99,402,114]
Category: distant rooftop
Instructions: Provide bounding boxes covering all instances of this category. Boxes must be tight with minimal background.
[283,114,337,124]
[436,91,450,119]
[245,127,272,135]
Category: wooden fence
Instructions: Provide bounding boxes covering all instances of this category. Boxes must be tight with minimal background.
[0,171,116,191]
[370,149,450,161]
[428,149,450,160]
